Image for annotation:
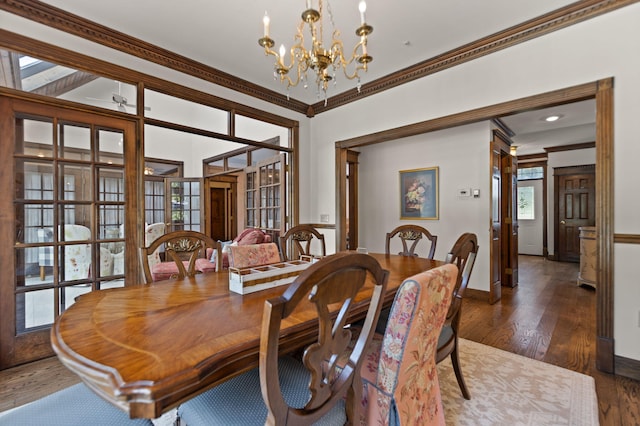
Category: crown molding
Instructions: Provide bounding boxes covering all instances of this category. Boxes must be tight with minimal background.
[311,0,639,114]
[1,0,638,117]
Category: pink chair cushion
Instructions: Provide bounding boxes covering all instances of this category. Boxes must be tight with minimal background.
[232,228,272,245]
[151,259,218,281]
[151,261,184,281]
[196,258,216,274]
[228,243,281,269]
[237,229,265,245]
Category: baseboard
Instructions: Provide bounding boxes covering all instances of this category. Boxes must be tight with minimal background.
[464,288,489,301]
[615,355,640,381]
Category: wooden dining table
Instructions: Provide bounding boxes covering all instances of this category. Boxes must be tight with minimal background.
[51,252,443,419]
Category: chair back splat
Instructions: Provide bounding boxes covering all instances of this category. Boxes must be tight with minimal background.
[139,230,216,283]
[279,223,327,261]
[385,224,437,259]
[436,232,479,400]
[261,252,388,424]
[177,252,389,425]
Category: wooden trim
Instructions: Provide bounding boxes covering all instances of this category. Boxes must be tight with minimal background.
[335,77,616,374]
[518,153,548,162]
[544,141,596,152]
[554,164,595,176]
[615,355,640,381]
[595,77,614,373]
[312,0,638,114]
[0,0,309,116]
[0,29,299,130]
[491,118,515,138]
[464,288,490,301]
[336,81,598,148]
[1,0,637,116]
[306,223,336,230]
[615,234,640,244]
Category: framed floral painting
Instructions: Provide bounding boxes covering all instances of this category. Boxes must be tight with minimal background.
[399,167,439,220]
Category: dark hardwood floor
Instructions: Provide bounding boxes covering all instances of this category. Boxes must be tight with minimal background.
[1,255,638,425]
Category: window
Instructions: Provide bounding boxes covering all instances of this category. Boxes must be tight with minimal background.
[517,186,535,220]
[517,166,544,180]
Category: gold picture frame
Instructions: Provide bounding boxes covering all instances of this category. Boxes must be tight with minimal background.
[399,166,439,220]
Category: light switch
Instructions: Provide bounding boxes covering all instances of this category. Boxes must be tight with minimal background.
[472,189,480,198]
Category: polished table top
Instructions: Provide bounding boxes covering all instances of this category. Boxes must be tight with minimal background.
[51,253,442,419]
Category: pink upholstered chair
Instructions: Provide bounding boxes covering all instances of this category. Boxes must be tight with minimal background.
[359,263,458,425]
[139,230,216,283]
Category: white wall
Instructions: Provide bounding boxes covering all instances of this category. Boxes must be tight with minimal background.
[357,122,490,291]
[308,6,640,360]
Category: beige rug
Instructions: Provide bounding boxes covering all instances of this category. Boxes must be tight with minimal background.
[437,339,599,426]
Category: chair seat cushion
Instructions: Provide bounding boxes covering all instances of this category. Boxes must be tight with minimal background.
[152,259,217,281]
[177,356,345,425]
[195,258,216,273]
[0,383,152,426]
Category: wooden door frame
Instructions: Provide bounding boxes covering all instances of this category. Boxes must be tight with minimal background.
[335,78,614,372]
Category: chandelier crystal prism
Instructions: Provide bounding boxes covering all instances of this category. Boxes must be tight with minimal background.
[258,0,373,102]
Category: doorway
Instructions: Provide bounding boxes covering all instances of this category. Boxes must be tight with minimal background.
[335,78,614,372]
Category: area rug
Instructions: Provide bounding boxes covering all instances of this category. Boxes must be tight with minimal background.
[437,339,599,426]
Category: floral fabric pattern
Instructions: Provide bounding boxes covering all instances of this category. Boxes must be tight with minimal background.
[228,242,281,269]
[360,263,458,426]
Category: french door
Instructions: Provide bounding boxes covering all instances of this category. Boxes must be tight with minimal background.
[0,97,137,369]
[244,154,285,243]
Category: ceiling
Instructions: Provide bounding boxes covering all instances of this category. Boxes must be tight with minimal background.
[33,1,596,153]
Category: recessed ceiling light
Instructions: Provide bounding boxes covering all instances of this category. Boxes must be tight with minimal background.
[543,114,563,122]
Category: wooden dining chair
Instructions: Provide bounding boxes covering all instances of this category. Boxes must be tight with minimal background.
[279,223,326,261]
[435,232,478,400]
[385,224,437,259]
[139,230,216,283]
[177,252,389,425]
[358,263,458,425]
[0,383,153,425]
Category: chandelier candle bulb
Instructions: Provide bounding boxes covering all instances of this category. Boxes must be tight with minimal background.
[263,12,270,37]
[359,0,367,24]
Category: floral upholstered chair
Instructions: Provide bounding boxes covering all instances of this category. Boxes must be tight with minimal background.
[61,224,92,281]
[359,263,458,425]
[227,242,281,269]
[144,223,166,271]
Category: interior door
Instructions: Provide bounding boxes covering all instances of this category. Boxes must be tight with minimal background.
[490,141,503,304]
[0,97,136,369]
[244,153,286,243]
[346,150,360,250]
[555,166,595,262]
[507,154,519,286]
[210,187,226,240]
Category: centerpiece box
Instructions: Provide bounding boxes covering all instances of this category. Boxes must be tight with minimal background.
[228,256,314,295]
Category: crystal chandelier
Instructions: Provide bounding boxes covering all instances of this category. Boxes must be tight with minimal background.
[259,0,373,103]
